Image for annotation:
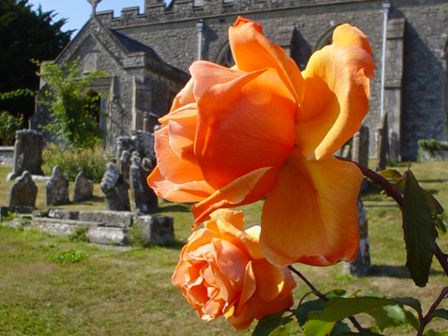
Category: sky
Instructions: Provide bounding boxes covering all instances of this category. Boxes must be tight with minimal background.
[27,0,145,35]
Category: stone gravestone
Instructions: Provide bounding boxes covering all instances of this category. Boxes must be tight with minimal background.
[101,162,130,211]
[345,199,371,276]
[9,171,38,208]
[118,150,131,185]
[116,136,135,161]
[376,112,389,171]
[389,130,400,164]
[352,125,369,168]
[8,130,44,180]
[73,172,94,202]
[46,166,70,206]
[134,215,174,246]
[132,130,155,160]
[130,152,158,214]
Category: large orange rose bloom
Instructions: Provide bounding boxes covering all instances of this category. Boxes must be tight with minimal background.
[172,209,296,330]
[148,17,374,267]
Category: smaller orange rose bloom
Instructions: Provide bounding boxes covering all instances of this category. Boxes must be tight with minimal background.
[172,209,296,330]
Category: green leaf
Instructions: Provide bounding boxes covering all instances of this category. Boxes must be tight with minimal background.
[404,310,420,330]
[252,312,293,336]
[369,305,407,331]
[433,308,448,320]
[402,170,438,287]
[296,299,325,326]
[392,297,422,314]
[325,289,349,299]
[422,190,444,216]
[308,297,395,322]
[330,321,352,335]
[303,320,335,336]
[379,169,402,182]
[434,216,447,235]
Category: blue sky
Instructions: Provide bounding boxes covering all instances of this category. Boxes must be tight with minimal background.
[28,0,145,35]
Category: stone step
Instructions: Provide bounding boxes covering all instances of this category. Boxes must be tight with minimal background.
[29,217,98,237]
[46,209,133,228]
[86,226,128,246]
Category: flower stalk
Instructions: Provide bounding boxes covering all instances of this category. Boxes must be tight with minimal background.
[288,265,365,332]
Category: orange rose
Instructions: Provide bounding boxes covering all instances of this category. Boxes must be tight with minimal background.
[149,17,374,267]
[172,209,296,330]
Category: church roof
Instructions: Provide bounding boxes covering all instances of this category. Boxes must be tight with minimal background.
[54,16,187,82]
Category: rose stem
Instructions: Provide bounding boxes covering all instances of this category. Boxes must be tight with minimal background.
[287,265,365,332]
[417,286,448,336]
[336,157,448,276]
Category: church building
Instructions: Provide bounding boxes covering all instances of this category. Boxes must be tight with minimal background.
[32,0,448,160]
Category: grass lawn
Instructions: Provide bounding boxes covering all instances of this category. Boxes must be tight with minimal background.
[0,162,447,335]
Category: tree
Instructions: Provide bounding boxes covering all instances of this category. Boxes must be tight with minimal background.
[0,0,71,122]
[37,59,106,149]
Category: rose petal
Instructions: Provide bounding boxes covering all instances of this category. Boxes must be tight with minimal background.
[205,210,265,259]
[297,26,374,160]
[147,126,215,202]
[332,23,372,56]
[194,67,296,189]
[260,154,362,267]
[192,167,278,227]
[229,16,304,102]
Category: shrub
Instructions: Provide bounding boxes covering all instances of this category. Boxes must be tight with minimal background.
[42,144,111,183]
[37,59,107,149]
[0,111,23,145]
[418,138,448,154]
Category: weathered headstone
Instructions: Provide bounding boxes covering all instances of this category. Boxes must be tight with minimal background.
[130,152,158,214]
[9,171,38,208]
[73,172,94,202]
[116,136,135,160]
[133,215,174,246]
[389,130,400,163]
[100,162,130,211]
[8,130,44,180]
[345,199,371,276]
[352,125,370,168]
[118,150,131,185]
[376,112,389,171]
[46,166,70,206]
[132,130,154,159]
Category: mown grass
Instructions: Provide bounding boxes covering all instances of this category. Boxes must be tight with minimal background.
[0,162,447,335]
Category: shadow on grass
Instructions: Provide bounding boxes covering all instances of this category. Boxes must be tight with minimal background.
[418,179,447,184]
[368,265,444,278]
[162,239,186,250]
[156,203,190,213]
[364,203,397,209]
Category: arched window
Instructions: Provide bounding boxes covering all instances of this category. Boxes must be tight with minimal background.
[314,23,342,51]
[215,42,234,67]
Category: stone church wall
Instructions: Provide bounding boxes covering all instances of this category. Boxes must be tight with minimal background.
[53,0,448,159]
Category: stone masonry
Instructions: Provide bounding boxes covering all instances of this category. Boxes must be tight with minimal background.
[33,0,448,160]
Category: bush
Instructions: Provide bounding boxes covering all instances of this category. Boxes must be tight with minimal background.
[0,111,23,145]
[37,59,106,149]
[42,144,111,183]
[418,138,448,154]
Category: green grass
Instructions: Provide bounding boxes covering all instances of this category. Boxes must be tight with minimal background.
[0,162,448,335]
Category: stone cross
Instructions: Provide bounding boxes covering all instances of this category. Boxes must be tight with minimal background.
[100,162,130,211]
[129,152,158,214]
[87,0,102,16]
